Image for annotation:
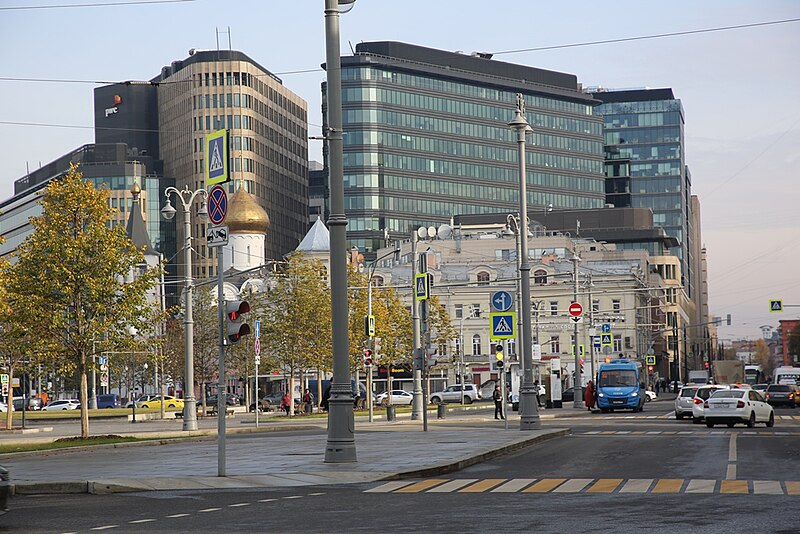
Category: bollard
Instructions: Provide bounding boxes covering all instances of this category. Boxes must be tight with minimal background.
[386,405,396,421]
[437,403,446,419]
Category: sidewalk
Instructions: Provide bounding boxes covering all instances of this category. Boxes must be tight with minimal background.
[2,405,577,496]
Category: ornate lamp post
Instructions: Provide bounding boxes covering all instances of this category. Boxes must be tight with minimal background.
[161,186,208,431]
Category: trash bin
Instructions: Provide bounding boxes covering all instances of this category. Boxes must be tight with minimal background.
[386,405,396,421]
[305,402,313,415]
[437,403,447,419]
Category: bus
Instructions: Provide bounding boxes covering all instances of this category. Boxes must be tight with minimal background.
[596,359,646,413]
[773,366,800,385]
[744,364,766,385]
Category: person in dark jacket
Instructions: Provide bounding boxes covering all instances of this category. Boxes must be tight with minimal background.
[493,385,504,419]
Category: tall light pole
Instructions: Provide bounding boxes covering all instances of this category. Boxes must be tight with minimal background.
[161,185,208,431]
[509,93,540,430]
[366,246,397,423]
[571,252,583,408]
[324,0,357,463]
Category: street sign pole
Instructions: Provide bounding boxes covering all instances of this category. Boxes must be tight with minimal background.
[254,319,261,429]
[217,236,226,477]
[571,255,583,408]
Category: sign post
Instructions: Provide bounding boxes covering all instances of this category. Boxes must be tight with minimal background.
[254,319,261,429]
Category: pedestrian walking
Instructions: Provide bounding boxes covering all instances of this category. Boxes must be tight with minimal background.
[280,391,291,416]
[302,389,313,414]
[584,379,596,410]
[534,380,544,407]
[493,385,504,419]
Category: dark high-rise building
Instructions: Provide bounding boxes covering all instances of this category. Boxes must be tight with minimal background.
[330,41,606,254]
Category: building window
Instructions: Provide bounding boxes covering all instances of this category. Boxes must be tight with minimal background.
[470,304,481,318]
[534,269,548,285]
[454,304,463,319]
[550,336,560,354]
[472,334,482,356]
[612,299,621,312]
[507,338,516,356]
[592,299,600,313]
[613,337,622,352]
[550,301,559,316]
[371,275,384,287]
[477,271,490,286]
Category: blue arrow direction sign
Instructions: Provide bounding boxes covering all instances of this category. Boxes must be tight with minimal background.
[491,290,513,312]
[208,185,227,225]
[254,319,261,339]
[601,323,611,333]
[490,312,516,340]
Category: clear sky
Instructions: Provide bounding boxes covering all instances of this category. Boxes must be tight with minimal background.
[1,0,798,341]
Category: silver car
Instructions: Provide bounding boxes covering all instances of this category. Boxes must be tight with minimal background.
[674,385,700,419]
[430,384,482,404]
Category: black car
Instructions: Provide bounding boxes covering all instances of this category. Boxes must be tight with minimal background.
[0,465,9,516]
[764,384,795,408]
[204,393,240,407]
[561,386,587,402]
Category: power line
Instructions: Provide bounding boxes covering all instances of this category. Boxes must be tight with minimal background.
[0,0,194,10]
[491,18,800,56]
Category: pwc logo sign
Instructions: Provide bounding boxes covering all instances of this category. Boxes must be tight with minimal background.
[105,94,123,117]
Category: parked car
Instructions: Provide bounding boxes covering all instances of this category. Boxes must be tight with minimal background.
[510,383,546,411]
[0,465,9,516]
[764,384,795,408]
[126,395,160,408]
[691,385,729,423]
[204,393,240,407]
[12,397,42,411]
[704,388,774,428]
[374,390,414,406]
[561,386,586,403]
[42,399,80,411]
[137,395,184,409]
[429,384,481,404]
[0,401,6,413]
[674,385,700,419]
[96,394,121,409]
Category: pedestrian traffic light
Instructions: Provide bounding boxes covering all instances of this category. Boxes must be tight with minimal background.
[425,345,438,367]
[704,361,709,369]
[226,300,251,344]
[648,365,654,372]
[363,349,373,367]
[495,344,504,369]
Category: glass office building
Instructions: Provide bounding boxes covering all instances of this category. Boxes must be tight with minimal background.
[333,41,606,254]
[591,88,693,300]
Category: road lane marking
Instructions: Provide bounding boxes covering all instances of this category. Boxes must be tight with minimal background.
[785,481,800,495]
[257,498,277,502]
[309,492,326,496]
[728,433,737,462]
[523,478,567,493]
[685,479,716,493]
[652,479,683,493]
[459,479,507,492]
[198,508,221,513]
[587,478,623,493]
[166,514,190,518]
[128,519,156,524]
[428,479,478,492]
[365,481,414,493]
[619,479,653,493]
[90,527,119,531]
[753,481,783,494]
[726,464,737,480]
[552,478,593,493]
[492,479,537,492]
[282,496,303,499]
[228,503,251,507]
[720,480,748,494]
[395,479,448,493]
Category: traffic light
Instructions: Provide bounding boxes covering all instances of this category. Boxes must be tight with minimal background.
[363,348,373,367]
[704,361,710,369]
[425,345,438,367]
[495,344,504,369]
[226,300,251,344]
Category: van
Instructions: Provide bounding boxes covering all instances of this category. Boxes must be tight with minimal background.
[96,394,121,409]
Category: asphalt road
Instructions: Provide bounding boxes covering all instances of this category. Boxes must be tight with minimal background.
[4,404,800,534]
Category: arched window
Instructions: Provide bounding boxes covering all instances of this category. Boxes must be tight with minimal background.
[477,271,490,286]
[371,275,384,287]
[472,334,482,356]
[534,269,548,285]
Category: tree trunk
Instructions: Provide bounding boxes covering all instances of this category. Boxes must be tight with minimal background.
[79,353,90,438]
[4,368,13,430]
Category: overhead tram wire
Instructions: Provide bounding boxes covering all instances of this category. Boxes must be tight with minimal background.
[2,17,798,87]
[0,0,195,10]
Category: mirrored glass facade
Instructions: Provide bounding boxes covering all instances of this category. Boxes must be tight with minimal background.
[333,42,606,254]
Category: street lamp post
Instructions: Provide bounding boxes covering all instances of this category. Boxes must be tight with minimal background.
[366,246,398,423]
[508,93,540,430]
[324,0,357,462]
[161,185,208,432]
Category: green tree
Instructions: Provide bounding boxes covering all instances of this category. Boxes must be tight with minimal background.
[753,338,773,379]
[2,166,162,437]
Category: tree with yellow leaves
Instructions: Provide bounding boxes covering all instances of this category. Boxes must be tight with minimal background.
[2,166,163,438]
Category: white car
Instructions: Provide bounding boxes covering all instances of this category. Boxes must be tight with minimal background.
[645,390,657,402]
[0,401,6,413]
[42,399,81,411]
[704,388,774,428]
[374,390,414,406]
[691,385,728,423]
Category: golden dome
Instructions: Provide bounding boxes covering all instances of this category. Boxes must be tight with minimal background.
[130,182,141,196]
[226,184,269,234]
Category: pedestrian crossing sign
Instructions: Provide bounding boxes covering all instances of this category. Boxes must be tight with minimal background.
[415,273,429,300]
[769,299,783,312]
[205,129,229,185]
[490,312,516,340]
[646,355,656,366]
[601,333,613,347]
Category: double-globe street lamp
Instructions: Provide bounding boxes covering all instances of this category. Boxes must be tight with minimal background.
[161,186,208,431]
